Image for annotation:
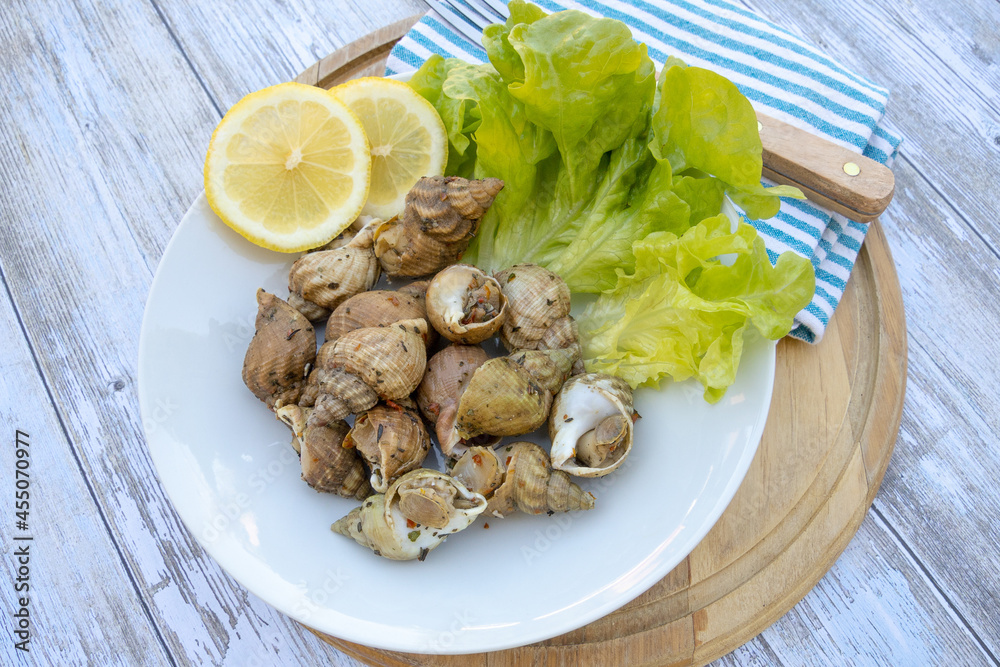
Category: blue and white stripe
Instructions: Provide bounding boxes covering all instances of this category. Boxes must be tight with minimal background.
[386,0,902,343]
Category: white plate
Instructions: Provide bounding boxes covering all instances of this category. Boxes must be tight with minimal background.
[138,193,775,654]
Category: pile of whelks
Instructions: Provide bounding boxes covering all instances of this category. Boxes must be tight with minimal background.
[242,175,639,561]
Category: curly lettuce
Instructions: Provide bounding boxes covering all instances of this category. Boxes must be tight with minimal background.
[577,216,815,402]
[408,1,815,401]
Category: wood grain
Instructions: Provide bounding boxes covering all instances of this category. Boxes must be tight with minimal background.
[290,29,909,667]
[758,112,895,222]
[313,217,904,666]
[2,0,999,665]
[739,0,1000,658]
[0,0,410,664]
[0,289,171,665]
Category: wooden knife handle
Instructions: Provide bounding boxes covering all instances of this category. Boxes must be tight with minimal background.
[757,112,895,223]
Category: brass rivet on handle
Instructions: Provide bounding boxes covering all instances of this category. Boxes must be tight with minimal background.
[843,161,861,176]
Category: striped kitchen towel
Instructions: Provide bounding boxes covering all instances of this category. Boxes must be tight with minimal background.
[386,0,902,343]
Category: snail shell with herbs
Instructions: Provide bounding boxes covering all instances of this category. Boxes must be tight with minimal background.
[486,441,594,517]
[242,289,316,411]
[455,348,576,441]
[450,446,505,498]
[345,400,432,493]
[288,221,382,320]
[306,319,429,425]
[325,289,435,349]
[494,264,570,349]
[276,404,370,499]
[332,469,486,561]
[549,373,636,478]
[374,176,504,278]
[416,344,492,458]
[425,264,507,345]
[493,264,584,373]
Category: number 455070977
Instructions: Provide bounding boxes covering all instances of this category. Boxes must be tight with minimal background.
[15,430,30,532]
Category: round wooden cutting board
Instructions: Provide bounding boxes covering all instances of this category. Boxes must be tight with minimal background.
[293,17,907,667]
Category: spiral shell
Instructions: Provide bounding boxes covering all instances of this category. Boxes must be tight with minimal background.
[374,176,504,277]
[346,401,431,493]
[325,289,435,349]
[276,404,370,499]
[451,446,505,498]
[328,318,428,401]
[454,348,575,441]
[303,368,379,425]
[425,264,507,345]
[455,356,552,440]
[397,279,431,299]
[242,289,316,410]
[493,264,571,349]
[288,222,381,320]
[416,344,492,458]
[487,442,594,517]
[549,373,636,478]
[332,469,486,560]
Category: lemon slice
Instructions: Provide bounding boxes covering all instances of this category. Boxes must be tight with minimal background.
[333,77,448,219]
[204,82,372,252]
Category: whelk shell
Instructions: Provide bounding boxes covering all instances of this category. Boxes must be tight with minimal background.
[242,289,316,410]
[325,289,435,349]
[332,469,486,561]
[450,446,505,498]
[288,221,381,320]
[549,373,637,478]
[416,344,492,458]
[494,264,571,350]
[425,264,507,345]
[455,348,576,441]
[374,176,504,277]
[486,442,594,517]
[345,400,431,493]
[306,318,429,424]
[275,404,370,499]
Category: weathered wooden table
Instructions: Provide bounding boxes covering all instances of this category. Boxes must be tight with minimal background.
[1,1,998,665]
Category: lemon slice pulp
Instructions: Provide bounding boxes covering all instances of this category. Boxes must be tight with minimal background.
[204,82,372,252]
[333,77,448,219]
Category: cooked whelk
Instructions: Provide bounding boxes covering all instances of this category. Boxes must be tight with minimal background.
[549,373,636,478]
[416,344,491,458]
[425,264,507,345]
[455,348,575,441]
[486,442,594,518]
[275,405,370,499]
[288,221,381,320]
[397,279,430,299]
[242,289,316,410]
[494,264,584,372]
[332,469,486,561]
[308,319,428,425]
[345,400,431,493]
[325,289,435,349]
[374,176,504,278]
[451,446,505,498]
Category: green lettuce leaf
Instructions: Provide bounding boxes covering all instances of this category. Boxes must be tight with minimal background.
[651,63,805,220]
[407,1,816,401]
[577,215,815,402]
[408,55,483,178]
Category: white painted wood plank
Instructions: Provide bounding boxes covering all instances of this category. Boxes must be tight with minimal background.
[2,0,999,664]
[729,1,1000,659]
[154,0,428,109]
[715,513,993,666]
[0,1,363,664]
[0,287,171,666]
[741,0,1000,251]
